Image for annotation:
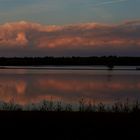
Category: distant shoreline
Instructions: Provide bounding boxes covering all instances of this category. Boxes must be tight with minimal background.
[0,66,139,71]
[0,56,140,67]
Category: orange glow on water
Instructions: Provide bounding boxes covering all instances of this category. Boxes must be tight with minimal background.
[0,71,139,105]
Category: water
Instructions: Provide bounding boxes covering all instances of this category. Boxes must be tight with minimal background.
[0,66,140,105]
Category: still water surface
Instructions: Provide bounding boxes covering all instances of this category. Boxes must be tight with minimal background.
[0,66,140,105]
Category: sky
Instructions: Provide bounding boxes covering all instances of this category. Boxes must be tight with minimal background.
[0,0,140,56]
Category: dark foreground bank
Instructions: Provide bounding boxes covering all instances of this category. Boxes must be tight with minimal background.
[0,111,140,138]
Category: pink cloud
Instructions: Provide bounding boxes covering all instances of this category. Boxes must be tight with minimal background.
[0,20,140,54]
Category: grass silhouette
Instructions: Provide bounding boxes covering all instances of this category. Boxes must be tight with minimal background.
[0,98,140,113]
[0,98,140,136]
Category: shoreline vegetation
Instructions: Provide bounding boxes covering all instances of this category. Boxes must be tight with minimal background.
[0,99,140,135]
[0,56,140,67]
[0,99,140,113]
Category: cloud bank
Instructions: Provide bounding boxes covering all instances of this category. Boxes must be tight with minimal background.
[0,20,140,56]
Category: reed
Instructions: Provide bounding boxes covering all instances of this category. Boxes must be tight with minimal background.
[0,99,140,113]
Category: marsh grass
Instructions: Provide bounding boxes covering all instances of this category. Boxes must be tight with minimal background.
[0,98,140,113]
[0,99,22,111]
[39,100,55,111]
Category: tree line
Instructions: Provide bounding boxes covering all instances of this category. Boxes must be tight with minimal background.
[0,56,140,66]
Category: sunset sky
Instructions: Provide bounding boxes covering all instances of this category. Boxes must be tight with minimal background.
[0,0,140,56]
